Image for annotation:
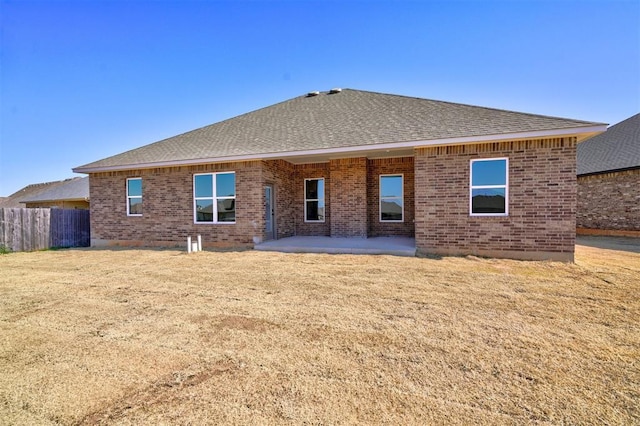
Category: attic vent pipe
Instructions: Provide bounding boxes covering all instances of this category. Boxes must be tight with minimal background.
[307,91,320,97]
[329,88,342,94]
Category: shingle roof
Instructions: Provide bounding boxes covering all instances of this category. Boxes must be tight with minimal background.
[577,113,640,175]
[0,178,87,208]
[74,89,605,172]
[19,177,89,203]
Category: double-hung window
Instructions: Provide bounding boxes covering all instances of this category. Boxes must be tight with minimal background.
[304,178,325,222]
[126,178,142,216]
[380,174,403,222]
[194,172,236,223]
[470,158,508,216]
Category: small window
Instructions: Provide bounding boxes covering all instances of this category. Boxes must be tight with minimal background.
[194,172,236,223]
[304,178,325,222]
[380,174,403,222]
[470,158,508,216]
[126,178,142,216]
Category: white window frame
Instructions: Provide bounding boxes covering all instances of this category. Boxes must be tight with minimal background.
[126,177,142,217]
[304,178,325,223]
[379,174,404,222]
[193,172,236,224]
[469,158,509,217]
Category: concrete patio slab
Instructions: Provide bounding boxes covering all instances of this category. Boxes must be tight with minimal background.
[254,236,416,256]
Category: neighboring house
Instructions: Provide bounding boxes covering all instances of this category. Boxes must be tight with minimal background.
[73,89,606,261]
[577,113,640,236]
[0,177,90,209]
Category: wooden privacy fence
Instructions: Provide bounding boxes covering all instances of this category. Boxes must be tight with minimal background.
[0,208,90,252]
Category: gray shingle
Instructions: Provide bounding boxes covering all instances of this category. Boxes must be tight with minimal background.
[577,113,640,175]
[75,89,604,172]
[19,177,89,203]
[0,178,88,207]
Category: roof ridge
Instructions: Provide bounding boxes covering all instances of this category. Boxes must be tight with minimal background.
[22,177,80,190]
[342,88,605,126]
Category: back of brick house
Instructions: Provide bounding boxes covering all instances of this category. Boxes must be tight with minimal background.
[577,113,640,237]
[74,89,607,261]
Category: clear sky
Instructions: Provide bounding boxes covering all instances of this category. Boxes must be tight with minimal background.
[1,0,638,196]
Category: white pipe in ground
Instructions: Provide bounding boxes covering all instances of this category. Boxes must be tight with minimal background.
[187,236,192,253]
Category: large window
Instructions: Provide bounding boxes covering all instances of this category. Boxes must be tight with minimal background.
[194,172,236,223]
[380,174,403,222]
[126,178,142,216]
[470,158,508,216]
[304,178,325,222]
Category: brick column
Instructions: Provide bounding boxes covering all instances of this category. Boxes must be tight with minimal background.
[329,158,368,237]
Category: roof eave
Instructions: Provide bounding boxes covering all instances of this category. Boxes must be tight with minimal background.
[578,165,640,177]
[20,198,89,203]
[73,124,607,174]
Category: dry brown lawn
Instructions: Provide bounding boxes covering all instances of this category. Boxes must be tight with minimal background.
[0,240,638,425]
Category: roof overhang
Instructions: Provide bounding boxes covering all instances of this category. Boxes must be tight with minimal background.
[73,125,607,174]
[20,198,89,203]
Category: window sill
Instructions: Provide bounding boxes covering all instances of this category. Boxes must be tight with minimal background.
[194,221,236,225]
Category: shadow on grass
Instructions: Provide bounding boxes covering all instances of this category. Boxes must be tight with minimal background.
[576,235,640,254]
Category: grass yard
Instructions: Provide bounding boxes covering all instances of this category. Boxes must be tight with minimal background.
[0,241,638,425]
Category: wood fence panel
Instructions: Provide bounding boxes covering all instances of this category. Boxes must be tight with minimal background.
[50,209,90,248]
[0,208,89,252]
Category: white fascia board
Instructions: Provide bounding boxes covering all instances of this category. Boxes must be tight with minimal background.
[72,125,607,173]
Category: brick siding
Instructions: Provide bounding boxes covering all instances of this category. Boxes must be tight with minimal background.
[414,138,577,261]
[577,169,640,232]
[90,140,578,260]
[329,158,368,237]
[89,161,264,247]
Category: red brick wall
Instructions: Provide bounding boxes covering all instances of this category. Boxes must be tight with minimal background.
[329,158,368,237]
[367,157,415,237]
[414,138,577,261]
[577,169,640,232]
[89,161,264,247]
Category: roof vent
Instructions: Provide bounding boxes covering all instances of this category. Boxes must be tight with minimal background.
[329,88,342,94]
[307,91,320,97]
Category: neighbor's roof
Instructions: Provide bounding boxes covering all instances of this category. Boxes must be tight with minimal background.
[74,88,606,173]
[577,113,640,175]
[0,178,89,208]
[19,177,89,203]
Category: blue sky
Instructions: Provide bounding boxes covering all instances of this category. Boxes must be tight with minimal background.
[1,0,638,196]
